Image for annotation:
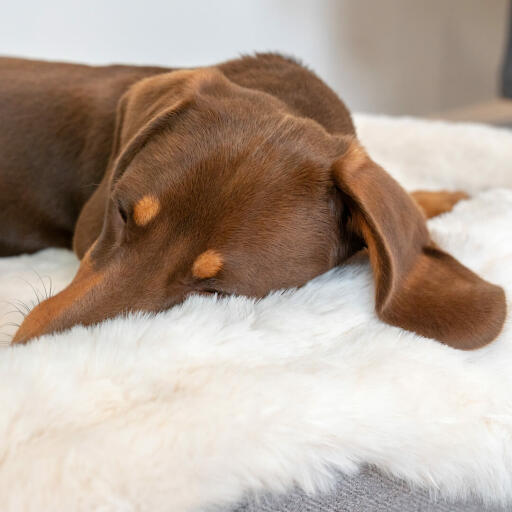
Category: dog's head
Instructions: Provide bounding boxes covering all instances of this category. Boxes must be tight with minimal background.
[13,69,506,349]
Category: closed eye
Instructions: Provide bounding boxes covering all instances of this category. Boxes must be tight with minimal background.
[197,288,228,298]
[118,203,128,224]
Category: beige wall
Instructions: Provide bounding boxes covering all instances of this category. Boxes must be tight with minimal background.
[325,0,510,115]
[0,0,509,115]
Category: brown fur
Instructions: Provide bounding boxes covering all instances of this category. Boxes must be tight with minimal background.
[0,54,505,348]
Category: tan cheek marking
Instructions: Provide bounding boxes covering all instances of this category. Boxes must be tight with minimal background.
[192,250,224,279]
[133,195,161,226]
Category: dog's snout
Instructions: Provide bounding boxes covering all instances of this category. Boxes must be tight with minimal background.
[12,301,55,344]
[12,256,104,344]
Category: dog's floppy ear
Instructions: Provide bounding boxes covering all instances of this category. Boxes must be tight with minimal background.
[332,138,506,349]
[109,69,222,182]
[113,69,209,146]
[73,68,225,257]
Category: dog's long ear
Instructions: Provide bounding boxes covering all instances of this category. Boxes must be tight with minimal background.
[332,138,506,349]
[109,69,225,183]
[73,69,225,257]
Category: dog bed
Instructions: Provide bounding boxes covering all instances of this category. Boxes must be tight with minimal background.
[0,114,511,511]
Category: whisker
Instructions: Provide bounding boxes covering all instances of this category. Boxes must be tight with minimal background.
[13,299,31,314]
[33,270,48,300]
[4,309,25,318]
[0,301,28,321]
[9,300,29,316]
[0,322,21,329]
[19,277,42,305]
[0,331,14,345]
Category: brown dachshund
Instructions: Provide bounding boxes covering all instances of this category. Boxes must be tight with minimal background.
[0,54,505,348]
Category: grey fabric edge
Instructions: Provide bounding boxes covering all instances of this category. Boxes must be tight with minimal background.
[223,466,510,512]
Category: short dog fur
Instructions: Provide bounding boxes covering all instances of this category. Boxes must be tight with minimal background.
[0,53,505,348]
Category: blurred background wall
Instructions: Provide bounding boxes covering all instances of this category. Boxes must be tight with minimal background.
[0,0,509,116]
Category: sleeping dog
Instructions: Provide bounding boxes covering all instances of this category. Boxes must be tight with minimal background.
[0,53,505,348]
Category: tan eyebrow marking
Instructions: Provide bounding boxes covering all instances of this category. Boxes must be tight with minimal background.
[133,195,161,226]
[192,249,224,279]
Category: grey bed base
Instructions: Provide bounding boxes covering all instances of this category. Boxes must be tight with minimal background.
[228,466,509,512]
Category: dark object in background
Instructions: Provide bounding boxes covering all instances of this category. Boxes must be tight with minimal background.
[503,1,512,98]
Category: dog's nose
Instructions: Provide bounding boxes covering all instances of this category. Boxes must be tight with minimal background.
[12,288,76,344]
[12,303,51,343]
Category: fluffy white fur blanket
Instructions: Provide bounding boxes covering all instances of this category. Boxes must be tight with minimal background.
[1,115,511,511]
